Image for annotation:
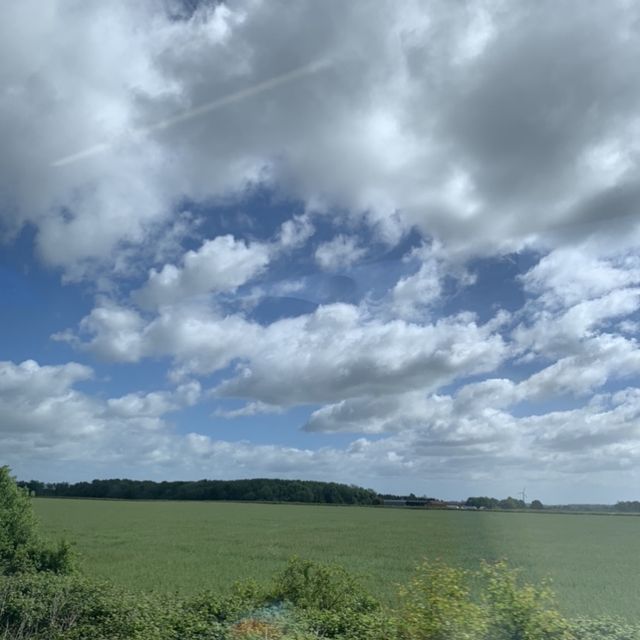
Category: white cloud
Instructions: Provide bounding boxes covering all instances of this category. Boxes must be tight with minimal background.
[0,360,162,463]
[391,257,443,319]
[0,359,202,470]
[4,1,639,280]
[277,214,314,250]
[302,373,640,485]
[5,358,640,498]
[216,307,506,405]
[315,235,366,271]
[0,360,93,407]
[71,300,506,405]
[106,382,200,418]
[134,234,270,309]
[522,246,640,309]
[107,391,178,419]
[513,288,640,358]
[391,242,476,320]
[304,379,519,436]
[76,303,147,362]
[520,335,640,400]
[213,401,283,419]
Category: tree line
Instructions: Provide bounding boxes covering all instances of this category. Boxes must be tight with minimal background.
[612,501,640,513]
[18,477,381,505]
[466,498,640,513]
[21,477,639,512]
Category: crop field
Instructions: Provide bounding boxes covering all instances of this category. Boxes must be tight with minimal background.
[34,498,640,622]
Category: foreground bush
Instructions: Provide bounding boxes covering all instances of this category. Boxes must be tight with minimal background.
[0,572,239,640]
[0,572,156,640]
[481,561,572,640]
[398,561,487,639]
[397,560,574,640]
[0,572,306,640]
[0,466,73,575]
[569,617,640,640]
[3,558,640,640]
[270,557,392,639]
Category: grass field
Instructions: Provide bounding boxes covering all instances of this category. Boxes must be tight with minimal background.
[34,498,640,622]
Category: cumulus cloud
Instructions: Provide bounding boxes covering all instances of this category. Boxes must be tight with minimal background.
[3,1,640,280]
[302,317,640,449]
[73,303,147,362]
[71,300,506,404]
[391,242,476,320]
[0,360,161,462]
[133,234,270,309]
[213,401,283,419]
[107,381,201,418]
[521,246,640,309]
[0,357,464,484]
[0,359,202,469]
[513,287,640,358]
[302,375,640,482]
[277,214,315,250]
[4,356,640,494]
[303,379,518,436]
[315,235,366,271]
[214,306,506,404]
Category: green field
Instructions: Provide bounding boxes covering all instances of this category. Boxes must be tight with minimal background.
[34,498,640,621]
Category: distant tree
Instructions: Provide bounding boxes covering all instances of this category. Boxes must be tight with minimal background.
[466,496,499,509]
[530,499,544,510]
[17,480,45,496]
[498,496,525,510]
[614,501,640,513]
[16,476,380,505]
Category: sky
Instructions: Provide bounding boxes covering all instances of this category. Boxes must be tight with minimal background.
[2,0,640,503]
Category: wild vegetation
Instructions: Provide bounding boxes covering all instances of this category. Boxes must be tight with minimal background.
[0,467,73,576]
[3,467,640,639]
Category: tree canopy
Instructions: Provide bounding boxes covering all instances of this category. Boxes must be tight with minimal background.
[0,466,73,575]
[19,477,381,506]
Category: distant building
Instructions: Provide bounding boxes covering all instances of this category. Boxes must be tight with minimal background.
[382,498,408,507]
[382,497,448,508]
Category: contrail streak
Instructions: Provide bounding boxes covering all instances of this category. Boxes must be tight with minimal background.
[52,59,329,168]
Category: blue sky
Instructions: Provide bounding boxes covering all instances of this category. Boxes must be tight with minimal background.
[3,0,640,503]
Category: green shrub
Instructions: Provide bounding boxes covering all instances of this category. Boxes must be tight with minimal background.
[0,572,232,640]
[397,560,575,640]
[0,572,146,639]
[569,617,640,640]
[481,561,573,640]
[273,557,378,613]
[181,580,268,626]
[271,557,389,639]
[0,466,73,576]
[397,560,487,640]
